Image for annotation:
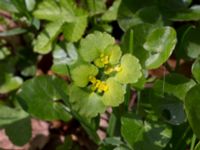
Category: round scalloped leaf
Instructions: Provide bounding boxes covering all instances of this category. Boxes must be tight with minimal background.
[104,44,122,65]
[71,64,98,87]
[69,85,106,118]
[17,76,71,121]
[144,26,177,69]
[79,31,115,62]
[102,78,125,107]
[185,84,200,138]
[115,54,142,84]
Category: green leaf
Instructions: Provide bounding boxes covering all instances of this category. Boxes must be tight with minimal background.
[117,0,158,31]
[33,20,64,54]
[185,84,200,138]
[79,31,115,62]
[144,26,177,69]
[172,5,200,21]
[69,86,106,118]
[25,0,35,11]
[0,104,28,127]
[0,0,18,13]
[102,78,125,107]
[71,64,98,87]
[153,73,196,101]
[104,45,122,65]
[86,0,106,16]
[195,141,200,150]
[17,75,72,121]
[121,23,155,67]
[115,54,142,84]
[121,116,172,150]
[0,28,27,37]
[182,27,200,59]
[63,14,87,42]
[0,74,23,94]
[33,0,62,21]
[5,117,31,146]
[102,0,121,21]
[192,58,200,83]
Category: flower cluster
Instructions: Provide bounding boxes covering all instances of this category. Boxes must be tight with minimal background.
[68,32,142,117]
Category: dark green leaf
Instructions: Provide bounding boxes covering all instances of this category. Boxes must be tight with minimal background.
[121,116,171,150]
[5,117,31,146]
[18,75,71,121]
[192,58,200,83]
[144,26,177,69]
[0,28,27,37]
[185,84,200,138]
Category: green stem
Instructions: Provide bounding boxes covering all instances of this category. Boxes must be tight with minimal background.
[129,29,134,54]
[190,134,197,150]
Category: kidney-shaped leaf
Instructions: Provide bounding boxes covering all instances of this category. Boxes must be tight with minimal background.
[144,26,177,69]
[18,75,71,121]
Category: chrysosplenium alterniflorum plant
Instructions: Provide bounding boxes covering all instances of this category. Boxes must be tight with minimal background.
[68,32,142,118]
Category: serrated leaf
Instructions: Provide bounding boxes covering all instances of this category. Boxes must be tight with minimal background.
[192,59,200,83]
[33,20,64,54]
[115,54,142,84]
[0,74,23,94]
[102,78,125,107]
[5,117,31,146]
[69,86,106,118]
[79,32,115,62]
[185,84,200,138]
[33,0,63,21]
[71,64,98,87]
[18,76,71,121]
[144,26,177,69]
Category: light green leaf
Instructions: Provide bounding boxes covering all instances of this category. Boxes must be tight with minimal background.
[121,117,172,150]
[33,0,62,21]
[25,0,35,11]
[144,26,177,69]
[5,117,31,146]
[63,15,87,42]
[172,5,200,21]
[115,54,142,84]
[33,20,64,54]
[104,45,122,65]
[69,86,106,118]
[18,76,72,121]
[0,104,28,127]
[192,59,200,83]
[102,78,125,107]
[185,84,200,138]
[86,0,106,16]
[71,64,98,87]
[102,0,121,21]
[79,31,115,62]
[0,74,23,94]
